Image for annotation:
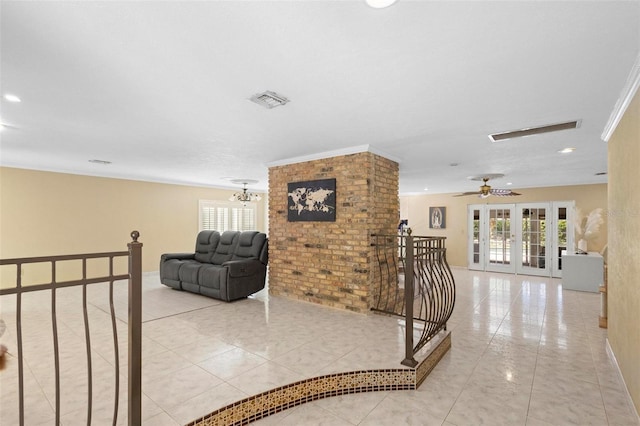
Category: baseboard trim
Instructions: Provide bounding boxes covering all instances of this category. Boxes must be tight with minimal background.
[606,338,640,423]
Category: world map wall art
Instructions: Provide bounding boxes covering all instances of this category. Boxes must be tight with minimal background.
[287,178,336,222]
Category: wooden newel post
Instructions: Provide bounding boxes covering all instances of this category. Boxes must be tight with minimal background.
[127,231,143,426]
[402,228,418,368]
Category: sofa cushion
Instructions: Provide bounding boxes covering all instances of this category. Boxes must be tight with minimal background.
[160,259,183,283]
[159,253,196,290]
[199,286,222,300]
[198,264,227,290]
[182,282,200,294]
[194,230,220,263]
[231,231,267,261]
[178,260,204,283]
[211,231,239,265]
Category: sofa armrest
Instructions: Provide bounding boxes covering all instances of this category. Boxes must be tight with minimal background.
[161,253,195,262]
[223,259,264,278]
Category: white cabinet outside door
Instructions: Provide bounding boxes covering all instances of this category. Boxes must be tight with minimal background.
[561,251,603,292]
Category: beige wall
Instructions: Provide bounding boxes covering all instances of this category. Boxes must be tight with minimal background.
[608,89,640,414]
[400,184,608,267]
[0,167,267,281]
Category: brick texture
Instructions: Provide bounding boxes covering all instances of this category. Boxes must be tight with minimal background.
[268,152,399,313]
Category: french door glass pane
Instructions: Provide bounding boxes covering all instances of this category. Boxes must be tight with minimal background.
[521,208,546,269]
[557,207,567,270]
[473,209,481,264]
[489,208,511,265]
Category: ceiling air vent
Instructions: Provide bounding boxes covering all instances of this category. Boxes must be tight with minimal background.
[489,120,581,143]
[249,91,290,109]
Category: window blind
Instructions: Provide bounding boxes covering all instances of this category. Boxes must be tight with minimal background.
[199,200,256,232]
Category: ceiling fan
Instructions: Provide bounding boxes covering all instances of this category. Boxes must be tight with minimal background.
[454,175,521,198]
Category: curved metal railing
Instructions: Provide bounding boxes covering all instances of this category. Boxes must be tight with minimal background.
[371,229,455,366]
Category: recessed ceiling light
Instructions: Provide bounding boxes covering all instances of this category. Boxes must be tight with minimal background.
[88,159,112,165]
[423,187,429,191]
[558,147,576,154]
[4,94,21,103]
[506,182,513,186]
[366,0,398,8]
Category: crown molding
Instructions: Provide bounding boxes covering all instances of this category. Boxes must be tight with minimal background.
[265,144,402,167]
[602,53,640,142]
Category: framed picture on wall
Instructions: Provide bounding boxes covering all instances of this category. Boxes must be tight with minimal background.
[429,207,446,229]
[288,178,336,222]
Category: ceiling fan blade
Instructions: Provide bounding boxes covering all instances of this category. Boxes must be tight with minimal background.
[490,189,521,196]
[453,191,481,197]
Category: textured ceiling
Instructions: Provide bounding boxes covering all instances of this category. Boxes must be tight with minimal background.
[1,1,638,195]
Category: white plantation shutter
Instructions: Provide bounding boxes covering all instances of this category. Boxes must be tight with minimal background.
[230,207,255,231]
[199,200,256,232]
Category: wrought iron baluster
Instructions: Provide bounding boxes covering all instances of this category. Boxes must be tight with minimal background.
[371,232,456,364]
[82,258,93,425]
[51,260,61,425]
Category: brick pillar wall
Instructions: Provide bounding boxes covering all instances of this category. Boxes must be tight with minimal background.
[268,151,399,313]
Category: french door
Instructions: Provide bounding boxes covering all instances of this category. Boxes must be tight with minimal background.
[468,201,574,277]
[469,204,516,273]
[515,203,550,276]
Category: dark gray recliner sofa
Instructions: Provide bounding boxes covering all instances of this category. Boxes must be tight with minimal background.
[159,230,268,301]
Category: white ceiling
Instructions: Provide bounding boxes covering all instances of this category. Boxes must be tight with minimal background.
[1,1,638,195]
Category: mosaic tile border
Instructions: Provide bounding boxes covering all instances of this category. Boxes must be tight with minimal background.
[416,331,451,388]
[188,333,451,426]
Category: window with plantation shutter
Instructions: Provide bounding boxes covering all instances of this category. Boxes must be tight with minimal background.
[199,200,256,232]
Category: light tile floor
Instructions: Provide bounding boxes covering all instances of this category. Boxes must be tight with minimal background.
[0,269,638,425]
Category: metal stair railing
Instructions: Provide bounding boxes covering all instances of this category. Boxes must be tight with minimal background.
[0,231,143,426]
[371,228,455,367]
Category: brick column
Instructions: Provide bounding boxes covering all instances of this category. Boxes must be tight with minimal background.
[268,151,399,313]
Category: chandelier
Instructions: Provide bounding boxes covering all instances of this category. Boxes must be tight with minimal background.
[229,179,262,206]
